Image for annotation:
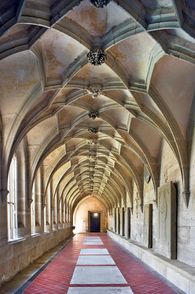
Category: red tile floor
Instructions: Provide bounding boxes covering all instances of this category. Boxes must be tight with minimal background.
[22,234,181,294]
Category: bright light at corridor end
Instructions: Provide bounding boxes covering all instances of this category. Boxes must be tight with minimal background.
[93,212,99,217]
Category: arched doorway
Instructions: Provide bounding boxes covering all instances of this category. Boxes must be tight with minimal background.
[73,196,108,233]
[89,212,101,232]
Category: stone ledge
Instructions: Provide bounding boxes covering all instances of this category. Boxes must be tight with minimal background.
[8,237,26,244]
[107,230,195,294]
[0,227,72,287]
[31,233,41,238]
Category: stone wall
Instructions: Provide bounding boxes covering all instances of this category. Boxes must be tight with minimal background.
[108,138,195,267]
[159,139,195,266]
[178,126,195,266]
[0,226,72,287]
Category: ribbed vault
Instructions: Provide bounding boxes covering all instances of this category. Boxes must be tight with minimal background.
[1,0,195,215]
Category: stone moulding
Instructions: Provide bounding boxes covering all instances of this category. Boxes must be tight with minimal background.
[88,111,99,119]
[90,0,111,8]
[87,84,103,98]
[88,127,99,133]
[87,49,106,66]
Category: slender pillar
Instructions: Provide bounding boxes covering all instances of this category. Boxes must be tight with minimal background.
[46,187,51,229]
[57,190,62,229]
[24,142,31,237]
[0,189,8,245]
[115,208,118,233]
[35,168,44,233]
[40,166,45,233]
[17,154,26,237]
[120,208,125,236]
[50,179,55,230]
[113,208,116,232]
[53,192,58,230]
[63,201,65,226]
[125,207,131,239]
[116,208,120,234]
[0,148,7,243]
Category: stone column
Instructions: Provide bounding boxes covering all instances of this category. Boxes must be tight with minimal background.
[24,143,31,237]
[116,208,120,234]
[46,181,52,232]
[67,203,69,224]
[57,190,60,227]
[120,208,125,236]
[17,154,26,237]
[64,200,67,223]
[40,166,45,233]
[35,174,40,227]
[70,207,73,226]
[62,200,65,227]
[115,208,118,234]
[53,192,58,230]
[115,208,117,233]
[46,190,50,228]
[35,168,44,233]
[113,208,116,232]
[50,179,54,231]
[25,197,31,237]
[125,207,131,239]
[0,153,7,243]
[68,206,71,223]
[0,189,8,245]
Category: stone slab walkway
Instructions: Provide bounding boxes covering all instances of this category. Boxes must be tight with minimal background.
[22,234,181,294]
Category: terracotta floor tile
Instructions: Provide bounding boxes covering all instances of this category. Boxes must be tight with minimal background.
[22,234,182,294]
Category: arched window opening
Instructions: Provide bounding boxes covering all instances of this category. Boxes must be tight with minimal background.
[7,155,18,240]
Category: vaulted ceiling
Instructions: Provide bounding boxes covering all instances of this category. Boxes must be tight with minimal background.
[1,0,195,210]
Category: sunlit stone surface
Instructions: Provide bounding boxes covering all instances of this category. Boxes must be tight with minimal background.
[76,255,115,265]
[70,266,127,284]
[67,287,134,294]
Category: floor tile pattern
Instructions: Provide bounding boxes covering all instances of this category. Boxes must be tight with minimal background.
[76,255,115,265]
[80,248,109,255]
[67,287,133,294]
[23,234,181,294]
[70,265,127,284]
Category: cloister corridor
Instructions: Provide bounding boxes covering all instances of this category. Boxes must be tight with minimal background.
[1,0,195,293]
